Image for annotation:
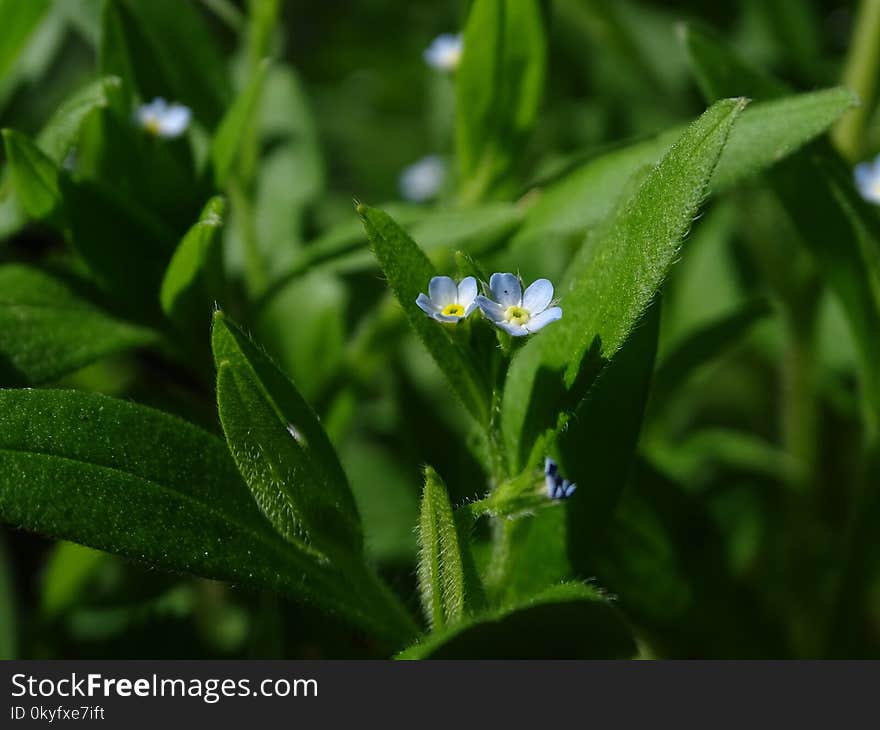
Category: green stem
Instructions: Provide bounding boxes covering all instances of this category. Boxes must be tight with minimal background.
[833,0,880,161]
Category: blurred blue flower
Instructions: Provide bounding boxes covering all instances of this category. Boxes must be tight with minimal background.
[399,155,446,202]
[855,153,880,204]
[476,273,562,336]
[545,457,576,500]
[136,97,191,139]
[423,33,463,72]
[416,275,478,322]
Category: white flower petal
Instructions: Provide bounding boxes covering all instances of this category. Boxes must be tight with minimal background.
[463,300,478,318]
[522,278,554,315]
[416,292,438,316]
[423,33,463,71]
[489,272,522,307]
[475,295,505,322]
[457,276,478,308]
[428,275,457,306]
[496,320,529,337]
[158,104,191,138]
[524,306,562,333]
[856,162,875,191]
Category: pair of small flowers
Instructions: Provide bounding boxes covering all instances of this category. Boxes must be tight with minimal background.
[416,272,562,337]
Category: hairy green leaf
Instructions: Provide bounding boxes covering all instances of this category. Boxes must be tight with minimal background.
[503,98,745,470]
[212,311,362,555]
[456,0,546,201]
[0,388,414,645]
[0,264,158,386]
[417,467,466,630]
[358,204,490,423]
[397,582,635,659]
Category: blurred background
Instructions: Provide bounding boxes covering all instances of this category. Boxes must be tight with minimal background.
[1,0,878,658]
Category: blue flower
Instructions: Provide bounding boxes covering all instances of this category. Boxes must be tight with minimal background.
[399,155,446,202]
[136,98,191,139]
[855,153,880,204]
[423,33,463,72]
[416,275,478,322]
[475,273,562,336]
[545,457,576,500]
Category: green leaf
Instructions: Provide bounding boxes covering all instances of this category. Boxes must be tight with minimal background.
[2,128,62,224]
[0,0,50,81]
[160,196,226,329]
[417,466,466,630]
[0,388,415,646]
[100,0,229,124]
[397,582,636,659]
[358,204,490,423]
[516,86,853,249]
[212,310,362,555]
[456,0,546,201]
[0,264,159,386]
[212,59,270,187]
[711,86,858,192]
[502,98,745,470]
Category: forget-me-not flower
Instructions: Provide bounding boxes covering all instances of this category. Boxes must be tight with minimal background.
[545,457,576,500]
[399,155,446,202]
[416,276,478,322]
[136,97,192,139]
[855,154,880,204]
[423,33,463,72]
[476,273,562,336]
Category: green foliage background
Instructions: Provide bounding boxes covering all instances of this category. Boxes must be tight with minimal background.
[1,0,879,659]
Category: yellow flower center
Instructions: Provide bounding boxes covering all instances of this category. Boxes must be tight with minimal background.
[144,118,162,136]
[441,303,465,317]
[505,305,530,326]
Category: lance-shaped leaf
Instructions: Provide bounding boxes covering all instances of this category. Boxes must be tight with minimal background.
[0,264,158,386]
[358,204,490,423]
[2,129,63,225]
[514,86,855,248]
[212,59,270,187]
[456,0,546,201]
[0,388,415,646]
[503,98,745,470]
[397,582,635,659]
[212,310,363,555]
[160,196,226,330]
[417,467,466,630]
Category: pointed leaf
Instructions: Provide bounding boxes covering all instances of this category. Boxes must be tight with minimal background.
[417,467,466,630]
[160,196,226,329]
[503,98,745,470]
[212,310,362,554]
[0,388,414,646]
